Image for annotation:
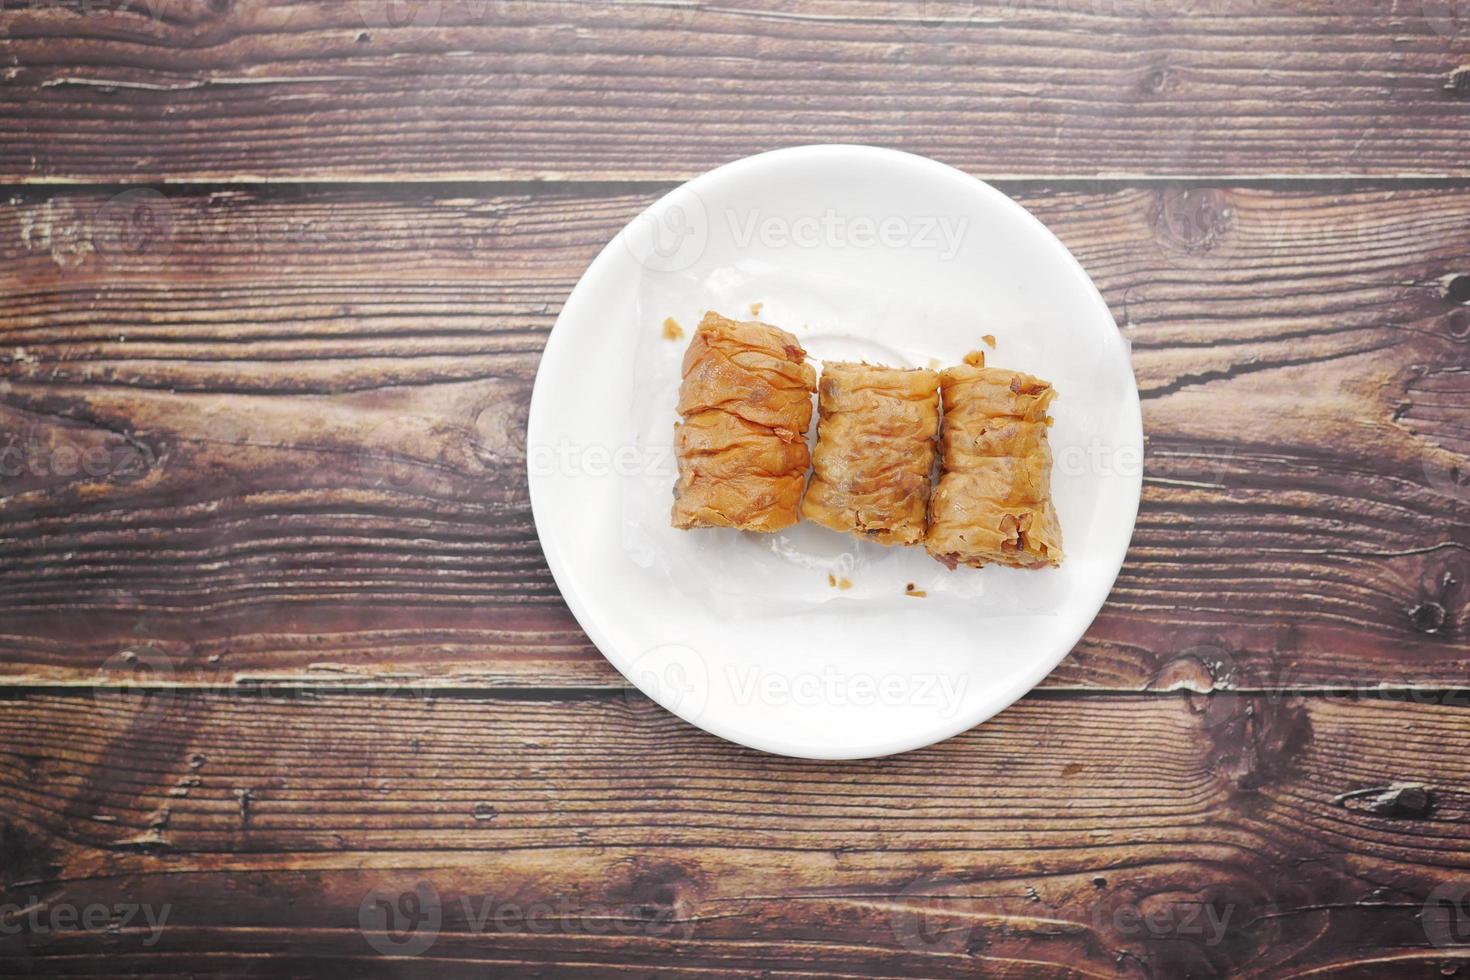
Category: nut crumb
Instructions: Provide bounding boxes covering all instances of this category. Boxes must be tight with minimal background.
[661,317,684,340]
[982,334,996,348]
[749,302,763,317]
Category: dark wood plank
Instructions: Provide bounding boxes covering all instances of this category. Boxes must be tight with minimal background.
[2,691,1470,976]
[1,183,1467,689]
[2,0,1469,182]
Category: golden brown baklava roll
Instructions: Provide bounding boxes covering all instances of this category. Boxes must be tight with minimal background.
[671,311,816,532]
[801,362,940,546]
[926,351,1064,568]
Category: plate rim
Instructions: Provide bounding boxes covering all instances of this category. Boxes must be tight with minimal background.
[527,143,1143,759]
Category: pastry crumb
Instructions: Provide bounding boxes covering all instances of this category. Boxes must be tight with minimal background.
[749,302,763,317]
[926,357,940,370]
[904,589,928,598]
[661,316,684,340]
[982,334,996,348]
[838,577,852,590]
[827,572,836,587]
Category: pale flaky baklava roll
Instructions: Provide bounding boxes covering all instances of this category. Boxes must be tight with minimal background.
[926,351,1063,568]
[801,362,940,546]
[672,311,817,532]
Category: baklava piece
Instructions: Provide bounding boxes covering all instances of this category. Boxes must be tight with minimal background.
[926,351,1063,568]
[671,311,817,532]
[801,362,940,546]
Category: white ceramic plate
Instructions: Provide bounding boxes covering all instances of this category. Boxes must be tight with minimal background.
[528,145,1141,759]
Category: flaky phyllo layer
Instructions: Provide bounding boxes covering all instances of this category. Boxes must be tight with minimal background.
[925,351,1064,569]
[672,312,817,532]
[801,362,940,546]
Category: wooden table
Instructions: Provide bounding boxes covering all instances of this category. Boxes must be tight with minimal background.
[2,1,1468,976]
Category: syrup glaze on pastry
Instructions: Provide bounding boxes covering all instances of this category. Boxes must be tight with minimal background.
[801,361,940,546]
[926,350,1063,569]
[671,311,816,532]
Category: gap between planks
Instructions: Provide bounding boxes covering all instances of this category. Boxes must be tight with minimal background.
[3,682,1470,702]
[7,175,1470,193]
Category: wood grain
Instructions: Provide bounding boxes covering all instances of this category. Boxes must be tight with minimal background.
[1,0,1469,182]
[2,183,1468,689]
[2,691,1469,976]
[5,6,1466,979]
